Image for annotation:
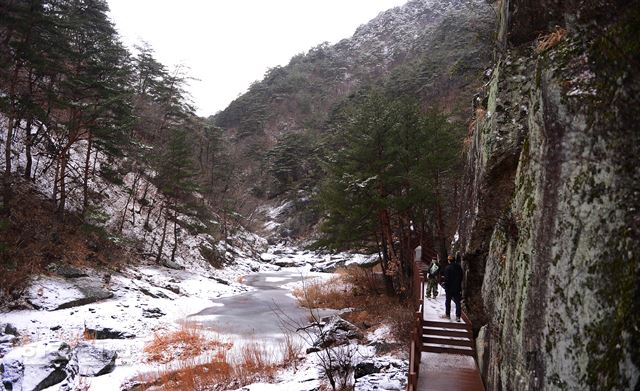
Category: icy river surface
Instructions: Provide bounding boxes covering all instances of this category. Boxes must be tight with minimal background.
[189,269,333,343]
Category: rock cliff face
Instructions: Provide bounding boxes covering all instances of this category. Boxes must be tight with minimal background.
[455,0,640,390]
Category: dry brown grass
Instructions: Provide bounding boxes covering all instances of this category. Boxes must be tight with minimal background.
[536,27,567,53]
[279,333,303,368]
[293,275,351,309]
[136,326,303,390]
[293,265,413,345]
[144,322,232,364]
[137,359,232,391]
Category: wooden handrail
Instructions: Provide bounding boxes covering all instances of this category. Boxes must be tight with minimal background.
[407,257,423,391]
[408,253,485,390]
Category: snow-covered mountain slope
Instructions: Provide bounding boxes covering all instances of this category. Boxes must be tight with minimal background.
[213,0,494,238]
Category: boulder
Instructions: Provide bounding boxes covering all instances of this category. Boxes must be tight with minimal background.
[0,334,17,358]
[310,259,346,273]
[353,357,408,390]
[273,258,303,268]
[259,253,277,262]
[311,316,363,350]
[26,276,113,311]
[75,342,117,376]
[1,340,77,391]
[142,307,165,319]
[54,265,88,279]
[346,254,381,268]
[0,324,18,337]
[164,285,180,295]
[83,326,135,340]
[354,361,378,379]
[160,259,184,270]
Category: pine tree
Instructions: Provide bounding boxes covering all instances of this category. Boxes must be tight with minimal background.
[22,0,133,218]
[317,88,461,297]
[154,127,198,264]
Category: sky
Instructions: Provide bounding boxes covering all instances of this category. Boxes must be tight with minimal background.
[107,0,408,117]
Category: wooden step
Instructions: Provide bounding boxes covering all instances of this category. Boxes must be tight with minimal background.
[424,319,470,331]
[423,336,474,348]
[422,343,475,356]
[423,327,470,338]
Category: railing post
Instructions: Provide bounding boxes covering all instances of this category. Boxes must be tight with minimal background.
[419,275,425,320]
[415,312,422,365]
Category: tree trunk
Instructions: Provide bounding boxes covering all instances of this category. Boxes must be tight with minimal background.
[156,210,169,264]
[171,203,178,263]
[2,116,15,216]
[143,192,156,232]
[376,230,395,295]
[57,150,68,218]
[120,172,140,233]
[434,170,448,262]
[52,159,59,203]
[91,148,98,176]
[379,208,403,295]
[82,134,93,217]
[23,118,34,179]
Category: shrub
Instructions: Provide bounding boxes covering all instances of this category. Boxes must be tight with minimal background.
[536,27,567,53]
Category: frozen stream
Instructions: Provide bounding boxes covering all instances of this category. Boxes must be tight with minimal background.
[188,268,335,345]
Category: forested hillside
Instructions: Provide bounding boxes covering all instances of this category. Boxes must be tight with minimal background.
[0,0,249,285]
[213,0,494,242]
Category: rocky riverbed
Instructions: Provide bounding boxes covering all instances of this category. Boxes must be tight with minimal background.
[0,244,405,391]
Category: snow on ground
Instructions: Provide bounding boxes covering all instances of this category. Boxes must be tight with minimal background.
[1,241,389,390]
[259,243,379,272]
[1,127,401,390]
[1,264,247,391]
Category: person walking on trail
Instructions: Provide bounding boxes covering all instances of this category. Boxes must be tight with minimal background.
[425,257,440,299]
[441,255,463,322]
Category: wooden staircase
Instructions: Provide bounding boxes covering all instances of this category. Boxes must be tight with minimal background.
[422,318,475,356]
[407,255,485,391]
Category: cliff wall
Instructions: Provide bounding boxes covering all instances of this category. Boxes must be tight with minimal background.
[455,1,640,389]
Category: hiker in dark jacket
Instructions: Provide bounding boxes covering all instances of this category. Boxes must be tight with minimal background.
[441,255,463,322]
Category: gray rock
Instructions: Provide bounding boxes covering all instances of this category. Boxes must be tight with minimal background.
[139,287,158,298]
[0,324,18,337]
[55,265,88,279]
[0,334,17,358]
[161,259,184,270]
[476,324,489,378]
[1,340,76,391]
[75,342,117,376]
[312,316,363,350]
[26,276,113,311]
[55,282,113,310]
[83,327,135,340]
[353,357,408,390]
[142,307,165,319]
[310,259,346,273]
[354,361,378,379]
[259,253,277,262]
[273,258,303,268]
[164,285,180,294]
[207,276,230,285]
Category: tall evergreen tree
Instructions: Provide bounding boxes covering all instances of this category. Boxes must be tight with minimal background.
[317,89,461,296]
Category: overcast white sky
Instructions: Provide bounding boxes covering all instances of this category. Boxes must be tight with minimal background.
[107,0,408,117]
